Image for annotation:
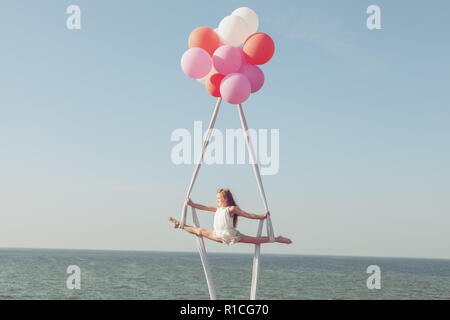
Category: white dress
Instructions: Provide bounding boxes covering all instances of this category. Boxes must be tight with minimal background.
[213,207,242,245]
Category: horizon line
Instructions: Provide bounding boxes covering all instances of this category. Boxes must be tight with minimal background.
[1,246,449,261]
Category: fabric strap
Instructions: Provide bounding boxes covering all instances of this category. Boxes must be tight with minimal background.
[237,104,275,300]
[178,99,275,300]
[180,98,223,229]
[192,206,216,300]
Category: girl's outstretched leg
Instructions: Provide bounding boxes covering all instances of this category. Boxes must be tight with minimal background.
[168,217,199,235]
[168,217,222,243]
[239,234,292,245]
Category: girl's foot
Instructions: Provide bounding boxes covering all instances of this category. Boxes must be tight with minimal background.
[276,236,292,244]
[168,217,180,229]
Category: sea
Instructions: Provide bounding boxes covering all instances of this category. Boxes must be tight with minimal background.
[0,248,449,300]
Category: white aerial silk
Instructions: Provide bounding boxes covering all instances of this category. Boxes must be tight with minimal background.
[179,98,275,300]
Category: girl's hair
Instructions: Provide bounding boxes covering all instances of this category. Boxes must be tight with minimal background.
[217,189,238,228]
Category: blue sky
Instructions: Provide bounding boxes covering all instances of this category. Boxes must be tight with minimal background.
[0,1,449,259]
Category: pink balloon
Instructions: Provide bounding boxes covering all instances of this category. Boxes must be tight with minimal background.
[213,45,243,75]
[239,64,264,93]
[239,47,249,68]
[220,73,251,104]
[181,48,212,79]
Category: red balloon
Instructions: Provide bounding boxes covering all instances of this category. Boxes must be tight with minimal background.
[243,33,275,65]
[189,27,221,56]
[206,73,225,97]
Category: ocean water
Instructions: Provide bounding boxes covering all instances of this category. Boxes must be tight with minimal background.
[0,248,449,300]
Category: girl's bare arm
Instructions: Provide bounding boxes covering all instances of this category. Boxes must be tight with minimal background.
[231,206,269,220]
[185,198,217,212]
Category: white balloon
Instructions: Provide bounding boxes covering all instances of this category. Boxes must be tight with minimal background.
[218,15,250,47]
[197,66,217,84]
[214,28,225,46]
[232,7,259,35]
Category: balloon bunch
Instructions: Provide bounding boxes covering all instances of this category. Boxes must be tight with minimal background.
[180,7,275,104]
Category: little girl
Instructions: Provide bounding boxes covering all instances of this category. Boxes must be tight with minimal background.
[168,189,292,245]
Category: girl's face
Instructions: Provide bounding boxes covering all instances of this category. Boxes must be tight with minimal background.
[217,193,227,207]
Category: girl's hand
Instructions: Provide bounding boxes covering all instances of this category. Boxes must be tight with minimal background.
[262,211,270,220]
[185,197,193,206]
